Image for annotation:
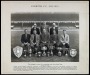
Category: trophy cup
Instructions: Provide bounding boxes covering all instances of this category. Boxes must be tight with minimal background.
[57,47,62,57]
[35,47,38,56]
[70,49,77,57]
[64,48,68,56]
[24,49,27,57]
[23,43,28,57]
[37,51,42,57]
[41,46,47,57]
[28,47,32,57]
[47,51,50,57]
[49,46,54,56]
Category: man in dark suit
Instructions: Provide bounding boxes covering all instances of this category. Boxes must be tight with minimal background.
[30,23,40,35]
[50,30,59,55]
[50,23,58,35]
[50,30,59,46]
[21,29,30,55]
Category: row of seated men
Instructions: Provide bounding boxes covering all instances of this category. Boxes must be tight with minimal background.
[21,23,70,55]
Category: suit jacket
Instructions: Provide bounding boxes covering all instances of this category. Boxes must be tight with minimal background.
[50,34,59,45]
[30,27,40,35]
[50,26,58,35]
[21,34,30,43]
[40,33,50,43]
[60,34,69,44]
[30,34,40,46]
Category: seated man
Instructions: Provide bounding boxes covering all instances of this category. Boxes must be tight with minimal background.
[21,29,30,55]
[50,23,58,35]
[40,28,50,52]
[30,29,40,54]
[60,30,70,54]
[30,23,40,35]
[50,29,59,55]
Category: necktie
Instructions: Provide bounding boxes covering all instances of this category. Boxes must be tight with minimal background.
[25,34,27,39]
[33,35,36,43]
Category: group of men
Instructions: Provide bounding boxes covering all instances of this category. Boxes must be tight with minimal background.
[21,23,70,55]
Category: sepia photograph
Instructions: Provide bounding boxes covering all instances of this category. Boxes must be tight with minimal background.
[11,13,79,62]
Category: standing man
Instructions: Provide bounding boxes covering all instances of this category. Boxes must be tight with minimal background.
[50,23,58,35]
[40,22,49,34]
[60,30,70,54]
[21,29,30,55]
[30,23,40,35]
[30,29,40,54]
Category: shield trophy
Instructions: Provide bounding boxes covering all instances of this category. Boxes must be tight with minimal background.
[13,46,23,58]
[70,49,77,57]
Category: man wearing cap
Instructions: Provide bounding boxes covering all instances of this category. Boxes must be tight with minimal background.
[50,23,58,35]
[30,23,40,35]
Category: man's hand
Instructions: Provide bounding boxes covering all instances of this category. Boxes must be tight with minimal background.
[43,41,46,43]
[34,43,36,45]
[53,41,56,44]
[27,43,30,46]
[63,42,65,45]
[24,42,27,45]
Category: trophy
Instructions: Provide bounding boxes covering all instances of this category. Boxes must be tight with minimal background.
[57,47,62,57]
[28,47,32,57]
[37,51,42,57]
[47,51,50,57]
[41,46,47,57]
[24,49,27,57]
[35,47,38,56]
[13,46,23,58]
[23,43,28,57]
[64,48,68,56]
[70,49,77,57]
[49,45,54,56]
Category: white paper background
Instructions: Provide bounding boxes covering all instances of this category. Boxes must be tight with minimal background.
[1,1,89,74]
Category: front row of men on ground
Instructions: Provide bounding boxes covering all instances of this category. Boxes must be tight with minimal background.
[21,23,70,56]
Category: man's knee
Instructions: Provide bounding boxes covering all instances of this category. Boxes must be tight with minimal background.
[65,43,70,48]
